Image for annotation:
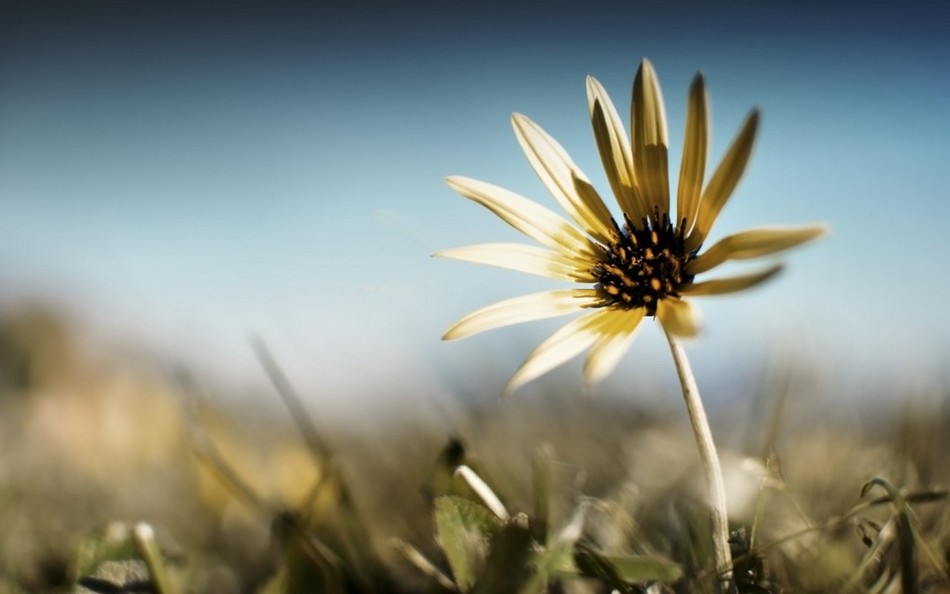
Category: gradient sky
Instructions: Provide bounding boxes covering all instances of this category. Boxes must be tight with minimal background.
[1,1,948,417]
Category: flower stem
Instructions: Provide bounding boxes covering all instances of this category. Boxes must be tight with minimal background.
[664,329,734,592]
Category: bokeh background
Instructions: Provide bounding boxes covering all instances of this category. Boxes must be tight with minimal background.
[1,0,948,422]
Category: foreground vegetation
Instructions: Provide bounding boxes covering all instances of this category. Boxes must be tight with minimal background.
[1,306,949,593]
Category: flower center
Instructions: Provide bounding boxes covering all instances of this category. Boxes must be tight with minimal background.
[592,213,694,315]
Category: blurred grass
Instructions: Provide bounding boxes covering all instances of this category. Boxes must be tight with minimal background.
[0,304,949,593]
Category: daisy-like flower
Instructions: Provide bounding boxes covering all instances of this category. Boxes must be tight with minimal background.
[438,59,825,394]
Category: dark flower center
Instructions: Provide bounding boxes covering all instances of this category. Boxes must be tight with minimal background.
[592,212,694,315]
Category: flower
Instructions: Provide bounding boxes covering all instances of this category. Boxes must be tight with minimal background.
[437,59,825,394]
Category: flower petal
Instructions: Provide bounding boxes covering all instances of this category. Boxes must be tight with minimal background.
[434,243,595,282]
[686,225,828,275]
[505,308,614,395]
[677,73,708,233]
[656,297,700,337]
[583,308,645,384]
[512,113,615,245]
[686,109,760,252]
[631,59,670,219]
[443,289,601,341]
[445,175,596,258]
[680,264,783,296]
[586,75,646,221]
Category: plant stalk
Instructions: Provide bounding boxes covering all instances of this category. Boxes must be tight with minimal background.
[665,329,734,592]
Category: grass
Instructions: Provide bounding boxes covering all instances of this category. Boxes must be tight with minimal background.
[1,306,949,593]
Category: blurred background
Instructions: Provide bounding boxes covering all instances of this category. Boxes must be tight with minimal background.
[2,2,950,591]
[1,0,948,419]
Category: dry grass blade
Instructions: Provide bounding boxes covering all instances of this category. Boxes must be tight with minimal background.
[391,538,458,591]
[254,338,397,593]
[251,337,334,462]
[862,477,917,594]
[177,376,279,519]
[176,371,348,585]
[532,445,553,545]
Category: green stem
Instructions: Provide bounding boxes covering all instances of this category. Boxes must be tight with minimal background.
[133,523,176,594]
[664,329,733,592]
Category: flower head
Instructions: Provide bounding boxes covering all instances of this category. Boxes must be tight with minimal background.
[437,59,825,394]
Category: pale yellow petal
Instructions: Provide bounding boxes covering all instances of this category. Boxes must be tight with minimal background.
[511,113,615,244]
[686,109,760,252]
[505,308,614,395]
[631,59,670,219]
[445,175,596,258]
[586,76,646,220]
[434,243,595,282]
[656,297,700,337]
[677,73,708,233]
[572,174,618,238]
[443,289,600,341]
[582,308,645,384]
[687,225,828,275]
[680,264,783,296]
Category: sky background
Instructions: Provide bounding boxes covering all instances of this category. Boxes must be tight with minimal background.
[1,1,948,420]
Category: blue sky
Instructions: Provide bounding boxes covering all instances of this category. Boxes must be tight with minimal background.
[1,1,948,416]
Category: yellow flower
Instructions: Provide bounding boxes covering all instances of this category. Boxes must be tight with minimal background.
[438,59,825,394]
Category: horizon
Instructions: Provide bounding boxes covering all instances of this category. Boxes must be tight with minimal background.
[1,1,948,419]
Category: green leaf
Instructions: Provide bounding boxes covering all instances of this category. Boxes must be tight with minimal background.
[571,542,683,588]
[518,533,574,594]
[73,522,139,579]
[519,501,588,594]
[73,522,189,594]
[434,496,503,592]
